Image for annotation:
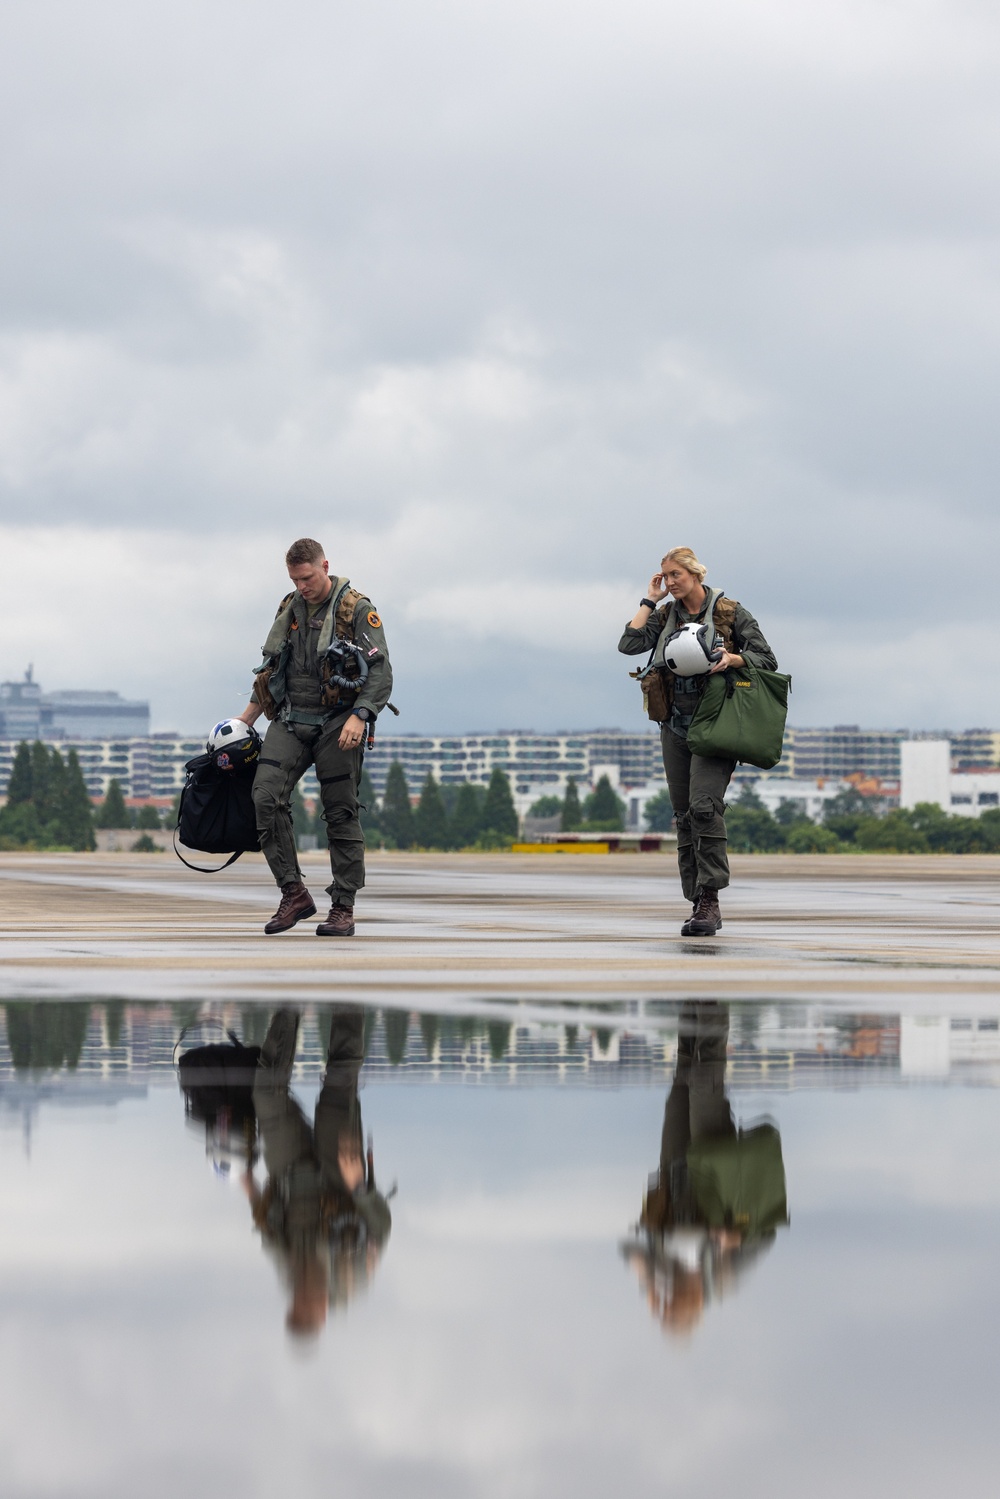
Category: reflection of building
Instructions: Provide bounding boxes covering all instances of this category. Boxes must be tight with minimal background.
[0,668,150,742]
[3,1002,999,1096]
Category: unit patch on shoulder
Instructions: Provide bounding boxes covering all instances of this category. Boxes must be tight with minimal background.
[367,611,381,628]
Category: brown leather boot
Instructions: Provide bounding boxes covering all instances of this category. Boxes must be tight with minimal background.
[316,904,356,937]
[263,882,317,934]
[687,887,722,936]
[680,899,700,937]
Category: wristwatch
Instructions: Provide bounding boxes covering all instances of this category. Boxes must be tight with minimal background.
[640,597,658,610]
[353,706,372,722]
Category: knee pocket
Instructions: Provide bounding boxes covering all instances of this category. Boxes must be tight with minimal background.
[674,810,692,837]
[323,805,360,829]
[252,782,281,815]
[691,793,726,828]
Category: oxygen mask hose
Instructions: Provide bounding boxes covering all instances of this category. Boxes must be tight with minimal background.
[323,638,370,691]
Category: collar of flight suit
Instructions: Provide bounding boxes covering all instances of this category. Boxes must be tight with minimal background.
[261,575,351,661]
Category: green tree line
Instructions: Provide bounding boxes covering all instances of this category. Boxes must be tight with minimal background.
[0,747,171,853]
[526,774,629,833]
[93,778,165,830]
[367,763,521,849]
[0,741,96,851]
[727,784,1000,854]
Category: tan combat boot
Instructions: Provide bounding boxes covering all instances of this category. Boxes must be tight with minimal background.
[263,882,317,934]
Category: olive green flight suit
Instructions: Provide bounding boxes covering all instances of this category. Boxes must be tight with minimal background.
[619,591,776,902]
[251,584,392,905]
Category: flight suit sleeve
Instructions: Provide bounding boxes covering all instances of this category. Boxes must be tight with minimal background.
[733,605,778,672]
[618,608,669,656]
[351,599,393,717]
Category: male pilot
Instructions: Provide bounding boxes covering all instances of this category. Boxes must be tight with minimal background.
[238,538,392,936]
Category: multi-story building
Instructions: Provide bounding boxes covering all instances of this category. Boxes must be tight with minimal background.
[775,726,1000,781]
[783,725,908,781]
[4,716,1000,808]
[0,669,149,740]
[366,729,666,799]
[949,729,1000,771]
[0,734,201,802]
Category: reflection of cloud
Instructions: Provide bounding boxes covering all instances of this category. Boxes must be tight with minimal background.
[1,1074,999,1494]
[406,1169,625,1243]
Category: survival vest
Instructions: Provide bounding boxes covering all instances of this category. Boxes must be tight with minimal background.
[635,588,739,723]
[252,576,367,720]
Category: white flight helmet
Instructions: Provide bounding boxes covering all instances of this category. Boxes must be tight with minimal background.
[662,621,721,676]
[207,718,253,752]
[207,718,261,773]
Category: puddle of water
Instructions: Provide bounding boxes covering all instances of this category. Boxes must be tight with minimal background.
[1,996,998,1498]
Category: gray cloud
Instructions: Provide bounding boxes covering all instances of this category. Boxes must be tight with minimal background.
[2,0,999,730]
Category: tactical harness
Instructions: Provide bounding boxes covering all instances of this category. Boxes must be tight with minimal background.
[632,588,738,724]
[253,577,366,724]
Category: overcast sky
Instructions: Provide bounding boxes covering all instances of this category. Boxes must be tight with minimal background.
[2,0,999,735]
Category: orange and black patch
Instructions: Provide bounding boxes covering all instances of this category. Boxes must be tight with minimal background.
[367,611,381,628]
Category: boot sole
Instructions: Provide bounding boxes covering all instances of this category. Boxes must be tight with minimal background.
[316,924,355,937]
[263,902,317,934]
[686,920,721,936]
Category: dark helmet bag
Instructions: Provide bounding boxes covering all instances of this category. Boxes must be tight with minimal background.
[174,747,261,872]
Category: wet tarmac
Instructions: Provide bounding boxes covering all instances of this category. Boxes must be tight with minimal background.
[1,853,999,1495]
[2,850,1000,1005]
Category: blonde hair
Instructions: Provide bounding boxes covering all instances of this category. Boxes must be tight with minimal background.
[661,546,707,582]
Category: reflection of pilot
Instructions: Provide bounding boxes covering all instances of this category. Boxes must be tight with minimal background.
[244,1005,392,1338]
[622,1001,788,1335]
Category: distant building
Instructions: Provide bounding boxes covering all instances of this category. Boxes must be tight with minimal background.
[751,777,851,822]
[0,734,200,802]
[0,669,149,741]
[775,725,1000,781]
[782,725,908,781]
[369,729,666,800]
[900,740,1000,817]
[0,671,45,741]
[45,690,150,739]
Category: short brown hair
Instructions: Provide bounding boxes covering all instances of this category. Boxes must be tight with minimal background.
[285,538,326,567]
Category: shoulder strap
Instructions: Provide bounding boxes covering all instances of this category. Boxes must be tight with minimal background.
[650,601,680,667]
[335,585,364,638]
[172,827,244,874]
[318,577,362,653]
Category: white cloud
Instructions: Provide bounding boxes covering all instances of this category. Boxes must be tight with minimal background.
[1,0,1000,731]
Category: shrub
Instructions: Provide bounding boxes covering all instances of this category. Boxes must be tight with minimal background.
[643,789,673,832]
[381,762,415,849]
[583,775,625,831]
[786,823,842,853]
[482,768,518,839]
[450,782,485,847]
[725,805,786,853]
[527,795,562,818]
[855,811,930,853]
